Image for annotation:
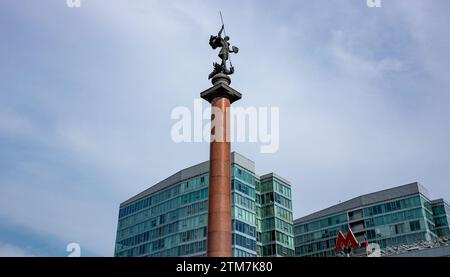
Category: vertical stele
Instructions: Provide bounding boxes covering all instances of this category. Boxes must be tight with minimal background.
[202,14,241,257]
[201,74,241,257]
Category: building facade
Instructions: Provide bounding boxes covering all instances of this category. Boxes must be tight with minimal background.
[256,173,295,256]
[431,199,450,237]
[294,183,450,257]
[114,152,294,257]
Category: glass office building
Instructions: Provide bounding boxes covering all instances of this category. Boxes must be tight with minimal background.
[431,199,450,237]
[114,152,294,257]
[256,174,295,256]
[294,183,450,257]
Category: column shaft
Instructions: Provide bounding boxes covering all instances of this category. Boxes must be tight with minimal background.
[207,96,232,257]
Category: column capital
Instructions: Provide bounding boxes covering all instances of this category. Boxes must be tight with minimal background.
[200,78,242,104]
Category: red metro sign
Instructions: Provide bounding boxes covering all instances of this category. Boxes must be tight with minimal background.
[335,229,360,252]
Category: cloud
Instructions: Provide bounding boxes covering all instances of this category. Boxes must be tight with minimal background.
[330,30,405,80]
[0,243,35,257]
[0,176,116,256]
[0,109,35,137]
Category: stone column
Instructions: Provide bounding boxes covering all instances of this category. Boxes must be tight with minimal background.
[200,74,242,257]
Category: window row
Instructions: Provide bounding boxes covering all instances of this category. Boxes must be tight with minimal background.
[275,218,293,234]
[232,179,256,198]
[294,213,347,234]
[365,207,424,228]
[256,191,291,210]
[259,206,274,218]
[274,193,292,209]
[233,206,256,225]
[432,204,446,216]
[232,192,255,211]
[261,230,276,242]
[116,215,207,250]
[294,224,349,245]
[145,240,206,257]
[275,206,293,222]
[257,192,274,205]
[363,196,421,217]
[295,238,336,255]
[117,200,207,238]
[262,243,277,256]
[116,227,207,256]
[119,175,208,218]
[276,232,294,247]
[117,225,207,253]
[233,219,256,237]
[372,232,427,248]
[119,188,208,228]
[233,248,256,257]
[259,218,275,231]
[232,166,256,186]
[233,234,257,251]
[365,220,422,240]
[258,181,274,194]
[434,215,449,228]
[276,244,295,257]
[274,181,291,199]
[262,243,295,257]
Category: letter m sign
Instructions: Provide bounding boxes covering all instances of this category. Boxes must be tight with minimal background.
[335,230,359,252]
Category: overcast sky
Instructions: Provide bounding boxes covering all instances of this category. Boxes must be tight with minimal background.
[1,0,449,256]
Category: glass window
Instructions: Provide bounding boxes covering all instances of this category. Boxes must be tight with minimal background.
[409,220,421,231]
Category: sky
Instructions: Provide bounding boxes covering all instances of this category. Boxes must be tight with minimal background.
[0,0,449,256]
